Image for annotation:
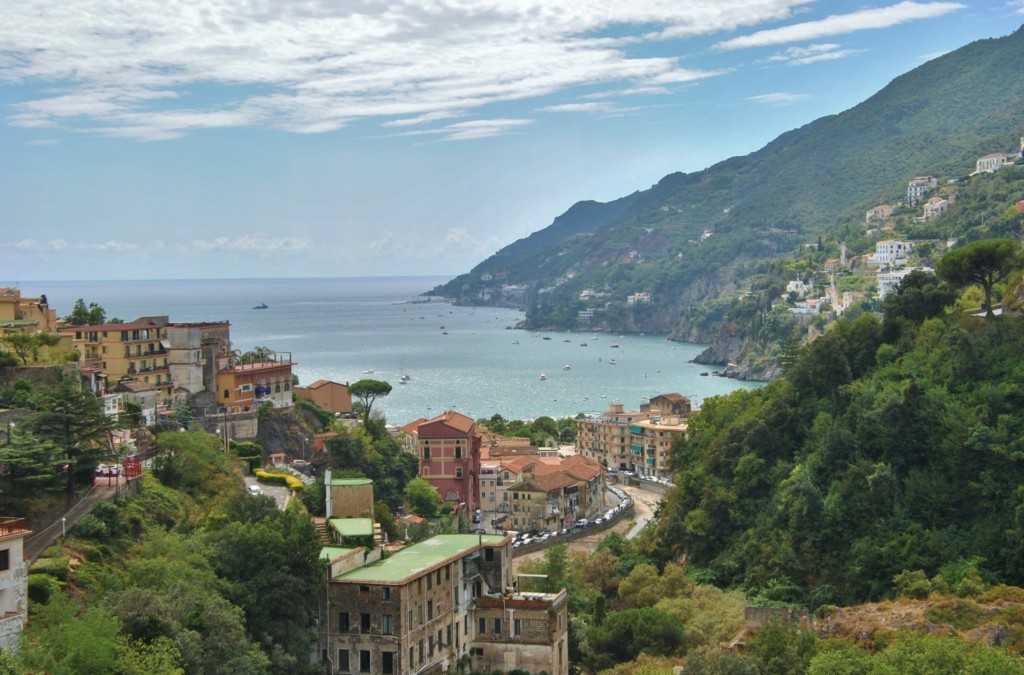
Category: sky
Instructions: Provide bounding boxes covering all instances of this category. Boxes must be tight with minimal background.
[1,1,1021,282]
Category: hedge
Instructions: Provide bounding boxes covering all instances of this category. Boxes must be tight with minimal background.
[254,469,306,492]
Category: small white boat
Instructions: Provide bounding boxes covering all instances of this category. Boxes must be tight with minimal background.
[539,373,547,381]
[609,359,618,365]
[563,364,571,370]
[363,369,375,374]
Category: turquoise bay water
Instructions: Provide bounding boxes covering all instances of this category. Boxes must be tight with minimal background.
[20,277,759,424]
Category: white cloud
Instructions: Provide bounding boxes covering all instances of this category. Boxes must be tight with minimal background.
[26,139,60,145]
[768,43,862,65]
[12,238,136,251]
[717,1,964,50]
[189,234,311,253]
[539,102,617,113]
[747,92,809,104]
[1,1,817,140]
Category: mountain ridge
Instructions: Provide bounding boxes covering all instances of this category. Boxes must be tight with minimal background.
[432,25,1024,346]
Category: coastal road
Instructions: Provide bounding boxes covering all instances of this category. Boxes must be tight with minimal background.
[512,481,663,574]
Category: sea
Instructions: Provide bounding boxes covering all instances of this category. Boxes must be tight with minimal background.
[15,277,760,424]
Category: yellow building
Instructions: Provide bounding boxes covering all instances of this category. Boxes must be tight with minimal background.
[630,416,688,479]
[59,320,173,396]
[0,288,57,335]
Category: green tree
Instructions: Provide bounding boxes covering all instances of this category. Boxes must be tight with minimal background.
[115,636,185,675]
[26,380,116,494]
[937,238,1021,317]
[746,620,818,675]
[203,496,323,670]
[882,270,957,341]
[19,594,121,674]
[0,425,63,506]
[405,477,441,518]
[349,379,393,423]
[586,606,684,670]
[64,298,108,325]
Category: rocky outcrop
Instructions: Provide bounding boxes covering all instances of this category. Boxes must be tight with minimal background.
[255,407,319,463]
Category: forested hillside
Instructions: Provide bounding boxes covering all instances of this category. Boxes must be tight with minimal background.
[657,251,1024,607]
[432,25,1024,340]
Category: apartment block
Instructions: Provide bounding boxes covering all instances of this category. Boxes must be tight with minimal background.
[320,534,566,675]
[577,402,651,471]
[60,320,173,396]
[630,417,687,478]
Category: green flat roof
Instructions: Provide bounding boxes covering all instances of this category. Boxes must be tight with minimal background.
[330,478,373,486]
[330,518,375,538]
[337,534,507,584]
[321,546,356,561]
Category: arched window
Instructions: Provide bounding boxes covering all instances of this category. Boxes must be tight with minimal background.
[223,389,230,399]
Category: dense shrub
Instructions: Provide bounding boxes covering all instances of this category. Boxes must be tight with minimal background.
[27,574,62,604]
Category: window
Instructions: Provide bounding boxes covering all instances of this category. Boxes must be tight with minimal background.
[428,636,434,656]
[515,619,522,635]
[418,605,423,626]
[0,549,9,571]
[360,613,371,632]
[223,389,229,399]
[383,614,393,635]
[419,640,424,662]
[359,649,370,673]
[339,612,350,632]
[455,444,462,459]
[436,570,441,585]
[445,565,450,581]
[427,574,432,590]
[493,618,502,634]
[409,647,414,668]
[382,587,391,601]
[423,445,431,460]
[456,467,463,479]
[408,609,413,626]
[339,649,350,672]
[479,617,486,634]
[359,585,370,595]
[437,628,443,649]
[382,652,394,674]
[485,548,494,562]
[427,600,433,620]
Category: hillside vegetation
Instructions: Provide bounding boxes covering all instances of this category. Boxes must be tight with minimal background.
[656,252,1024,608]
[16,432,324,674]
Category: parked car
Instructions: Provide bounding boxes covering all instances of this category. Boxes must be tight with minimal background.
[247,484,263,495]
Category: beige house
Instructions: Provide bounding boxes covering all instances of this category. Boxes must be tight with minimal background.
[0,288,57,336]
[923,196,949,221]
[295,379,353,415]
[865,204,893,223]
[975,153,1010,174]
